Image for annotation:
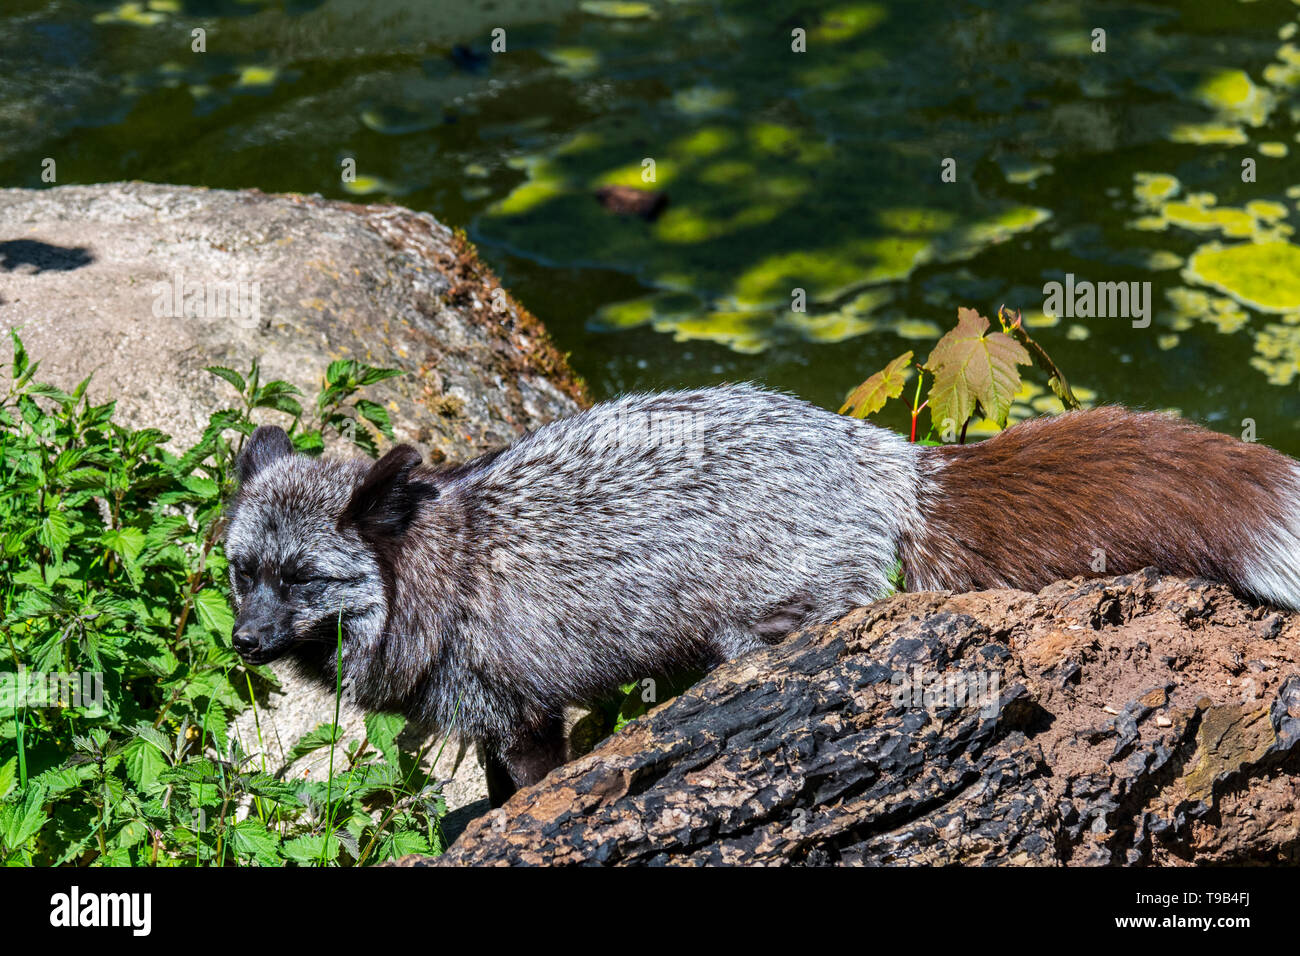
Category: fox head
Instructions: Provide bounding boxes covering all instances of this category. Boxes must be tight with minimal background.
[222,426,438,666]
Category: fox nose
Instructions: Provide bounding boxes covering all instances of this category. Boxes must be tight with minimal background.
[233,624,264,656]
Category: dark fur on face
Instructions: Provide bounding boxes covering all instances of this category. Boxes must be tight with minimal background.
[224,427,438,670]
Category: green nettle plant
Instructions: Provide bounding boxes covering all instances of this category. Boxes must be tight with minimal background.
[0,332,451,866]
[841,305,1082,445]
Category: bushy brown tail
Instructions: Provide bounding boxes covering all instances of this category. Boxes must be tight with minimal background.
[900,407,1300,607]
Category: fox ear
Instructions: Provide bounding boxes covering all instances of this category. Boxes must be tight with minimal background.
[343,445,438,539]
[237,426,294,484]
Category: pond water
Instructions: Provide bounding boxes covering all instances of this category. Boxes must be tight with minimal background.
[3,0,1300,448]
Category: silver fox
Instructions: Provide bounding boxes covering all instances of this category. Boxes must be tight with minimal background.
[223,384,1300,801]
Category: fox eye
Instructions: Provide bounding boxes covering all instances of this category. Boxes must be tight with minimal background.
[284,573,326,592]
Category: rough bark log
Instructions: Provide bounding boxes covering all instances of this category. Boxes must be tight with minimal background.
[412,570,1300,865]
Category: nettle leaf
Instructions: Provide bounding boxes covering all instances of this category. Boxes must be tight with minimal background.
[123,740,168,792]
[325,359,357,387]
[101,527,146,565]
[204,366,246,395]
[334,416,379,456]
[144,514,193,549]
[922,308,1029,430]
[243,773,303,804]
[252,380,303,418]
[199,702,228,752]
[839,350,913,419]
[282,832,339,865]
[284,425,320,455]
[37,509,71,557]
[160,757,221,785]
[0,758,16,800]
[230,819,283,866]
[283,723,341,768]
[378,828,428,862]
[0,784,49,848]
[130,722,173,756]
[70,374,92,403]
[363,712,406,769]
[33,764,94,799]
[354,400,395,440]
[334,828,361,860]
[26,382,75,407]
[80,400,116,429]
[10,329,30,380]
[192,589,234,642]
[180,476,220,499]
[358,366,403,388]
[52,447,90,478]
[341,809,371,841]
[111,819,150,851]
[345,761,400,794]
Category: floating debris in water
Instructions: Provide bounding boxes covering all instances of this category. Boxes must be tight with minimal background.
[595,185,670,221]
[449,44,490,73]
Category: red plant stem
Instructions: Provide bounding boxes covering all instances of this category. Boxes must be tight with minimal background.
[909,400,929,443]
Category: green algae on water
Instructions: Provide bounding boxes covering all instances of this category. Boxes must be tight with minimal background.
[1184,241,1300,313]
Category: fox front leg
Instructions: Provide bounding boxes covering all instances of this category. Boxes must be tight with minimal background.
[483,715,568,808]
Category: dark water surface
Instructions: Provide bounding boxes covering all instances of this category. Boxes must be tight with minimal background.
[3,0,1300,447]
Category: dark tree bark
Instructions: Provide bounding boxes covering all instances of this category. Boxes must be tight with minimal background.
[401,570,1300,866]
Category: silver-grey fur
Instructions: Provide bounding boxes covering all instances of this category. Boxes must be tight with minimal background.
[224,384,921,794]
